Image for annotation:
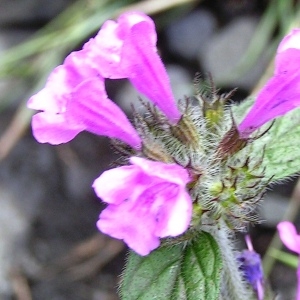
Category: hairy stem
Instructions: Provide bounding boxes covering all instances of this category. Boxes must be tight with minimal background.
[205,223,251,300]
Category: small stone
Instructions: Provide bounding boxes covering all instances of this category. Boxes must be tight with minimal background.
[165,9,217,60]
[0,190,29,296]
[201,16,270,90]
[0,137,58,297]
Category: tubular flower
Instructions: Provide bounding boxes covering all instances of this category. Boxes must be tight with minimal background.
[278,221,300,254]
[83,11,181,122]
[237,235,264,300]
[93,157,192,256]
[27,51,141,149]
[28,11,181,147]
[278,221,300,300]
[238,29,300,138]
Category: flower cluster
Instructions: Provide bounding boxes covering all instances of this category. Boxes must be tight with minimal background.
[28,12,189,255]
[28,11,300,256]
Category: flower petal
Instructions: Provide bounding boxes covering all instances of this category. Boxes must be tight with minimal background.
[94,157,192,255]
[97,181,191,255]
[238,71,300,137]
[28,65,70,113]
[31,112,83,144]
[86,12,157,79]
[97,200,160,256]
[151,185,192,237]
[93,165,141,205]
[278,28,300,53]
[130,156,190,185]
[237,249,264,298]
[86,12,181,122]
[27,48,100,145]
[277,221,300,254]
[83,20,123,77]
[28,49,97,114]
[66,78,141,148]
[121,16,181,122]
[238,29,300,137]
[28,51,141,148]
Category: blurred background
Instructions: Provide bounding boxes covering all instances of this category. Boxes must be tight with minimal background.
[0,0,300,299]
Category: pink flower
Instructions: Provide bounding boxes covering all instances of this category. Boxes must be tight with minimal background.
[278,221,300,254]
[27,51,141,149]
[28,12,181,148]
[278,221,300,300]
[84,12,181,123]
[93,157,192,256]
[238,29,300,138]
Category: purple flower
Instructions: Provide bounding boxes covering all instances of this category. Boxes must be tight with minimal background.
[27,51,141,149]
[238,29,300,138]
[278,221,300,300]
[93,157,192,256]
[237,235,264,300]
[83,12,181,123]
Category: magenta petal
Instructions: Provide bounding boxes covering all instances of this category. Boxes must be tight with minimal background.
[84,20,123,78]
[121,19,181,122]
[97,201,160,256]
[135,181,192,238]
[28,51,141,148]
[28,43,141,148]
[238,72,300,136]
[94,157,192,255]
[63,49,97,80]
[31,112,82,144]
[28,65,70,113]
[155,187,192,237]
[86,12,157,79]
[275,48,300,76]
[130,156,190,185]
[238,29,300,137]
[277,221,300,254]
[86,12,181,122]
[28,49,97,114]
[66,78,141,149]
[278,29,300,53]
[97,182,189,256]
[93,165,141,205]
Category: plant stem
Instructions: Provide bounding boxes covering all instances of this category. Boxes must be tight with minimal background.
[206,222,251,300]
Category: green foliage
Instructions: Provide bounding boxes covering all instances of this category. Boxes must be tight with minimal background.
[269,248,298,269]
[120,231,222,300]
[260,107,300,180]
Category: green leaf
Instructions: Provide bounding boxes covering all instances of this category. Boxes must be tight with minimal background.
[119,231,222,300]
[233,97,300,181]
[258,107,300,180]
